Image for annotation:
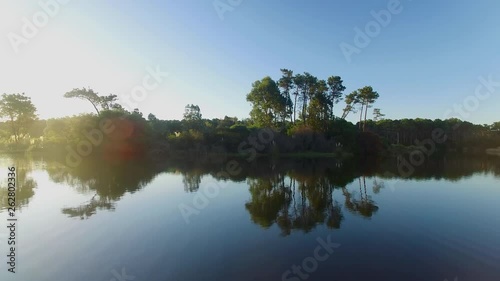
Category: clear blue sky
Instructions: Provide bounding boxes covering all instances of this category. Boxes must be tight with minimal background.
[1,0,499,124]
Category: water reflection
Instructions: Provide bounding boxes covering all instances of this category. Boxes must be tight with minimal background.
[342,177,378,218]
[0,154,499,224]
[0,156,38,211]
[62,194,115,220]
[43,156,161,219]
[182,171,203,193]
[1,154,498,281]
[245,174,345,236]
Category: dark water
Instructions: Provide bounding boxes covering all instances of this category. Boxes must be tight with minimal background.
[1,154,500,281]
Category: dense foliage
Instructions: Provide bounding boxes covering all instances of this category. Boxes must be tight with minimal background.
[1,71,499,159]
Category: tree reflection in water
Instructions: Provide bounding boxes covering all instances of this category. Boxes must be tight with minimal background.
[62,193,114,220]
[245,173,381,236]
[0,155,38,211]
[341,177,379,219]
[43,156,160,219]
[182,171,202,193]
[0,154,498,224]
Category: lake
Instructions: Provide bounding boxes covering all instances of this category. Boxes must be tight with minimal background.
[0,154,499,281]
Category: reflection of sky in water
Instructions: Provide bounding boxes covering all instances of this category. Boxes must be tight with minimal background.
[0,155,499,281]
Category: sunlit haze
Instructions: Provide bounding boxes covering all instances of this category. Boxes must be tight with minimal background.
[1,0,500,123]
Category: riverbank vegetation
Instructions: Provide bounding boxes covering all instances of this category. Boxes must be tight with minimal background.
[1,70,500,160]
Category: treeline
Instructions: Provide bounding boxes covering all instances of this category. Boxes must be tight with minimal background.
[364,118,500,152]
[0,105,370,159]
[2,109,499,159]
[0,83,368,157]
[1,71,500,159]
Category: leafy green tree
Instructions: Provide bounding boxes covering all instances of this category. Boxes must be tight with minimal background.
[308,80,330,131]
[492,121,500,131]
[300,73,318,124]
[341,86,379,131]
[278,69,295,123]
[308,93,329,132]
[292,74,305,123]
[100,94,123,111]
[326,76,346,119]
[148,113,158,122]
[246,77,285,128]
[64,88,103,115]
[217,116,238,129]
[183,104,202,121]
[280,94,293,125]
[43,114,98,148]
[0,93,38,143]
[373,108,385,121]
[64,88,122,115]
[341,91,359,119]
[358,86,379,132]
[182,104,203,133]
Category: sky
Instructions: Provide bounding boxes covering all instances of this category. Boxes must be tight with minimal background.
[1,0,499,124]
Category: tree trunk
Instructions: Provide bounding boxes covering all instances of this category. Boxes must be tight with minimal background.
[85,97,101,115]
[9,116,19,144]
[324,107,328,132]
[92,103,101,115]
[342,106,350,119]
[359,103,364,131]
[293,95,298,123]
[331,104,334,121]
[363,101,369,132]
[302,94,307,124]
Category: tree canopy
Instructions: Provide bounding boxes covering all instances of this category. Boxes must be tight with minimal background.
[64,88,122,115]
[0,93,38,143]
[247,70,348,130]
[246,76,286,128]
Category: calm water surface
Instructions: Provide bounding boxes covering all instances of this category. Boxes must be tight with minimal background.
[0,154,499,281]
